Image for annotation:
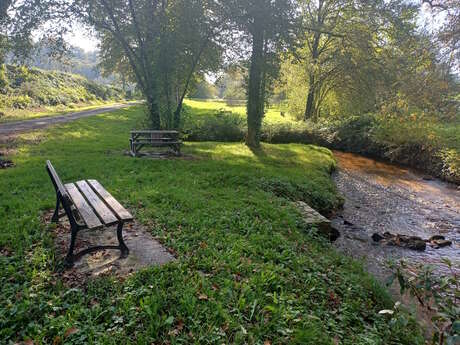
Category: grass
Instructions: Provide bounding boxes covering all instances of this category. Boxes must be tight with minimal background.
[182,99,460,184]
[0,105,423,344]
[184,99,297,125]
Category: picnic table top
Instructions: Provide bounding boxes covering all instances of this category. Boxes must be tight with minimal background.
[131,130,179,134]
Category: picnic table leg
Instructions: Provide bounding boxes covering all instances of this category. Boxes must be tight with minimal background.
[117,223,129,258]
[175,143,181,156]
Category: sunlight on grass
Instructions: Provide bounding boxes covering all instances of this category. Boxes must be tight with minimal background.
[184,99,298,125]
[0,104,423,344]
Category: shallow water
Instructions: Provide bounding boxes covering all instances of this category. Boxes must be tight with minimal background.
[331,151,459,279]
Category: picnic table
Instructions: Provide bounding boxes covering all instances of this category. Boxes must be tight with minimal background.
[130,130,182,157]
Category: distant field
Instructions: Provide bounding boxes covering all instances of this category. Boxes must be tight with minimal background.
[184,99,297,125]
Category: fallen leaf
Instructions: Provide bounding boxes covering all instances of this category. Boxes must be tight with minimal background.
[64,327,79,338]
[176,319,185,331]
[198,294,208,301]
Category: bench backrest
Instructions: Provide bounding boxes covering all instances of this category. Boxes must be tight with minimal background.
[46,160,70,201]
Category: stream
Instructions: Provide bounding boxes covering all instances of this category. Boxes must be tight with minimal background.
[331,151,459,280]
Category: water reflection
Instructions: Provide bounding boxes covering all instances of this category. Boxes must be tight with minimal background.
[332,151,459,277]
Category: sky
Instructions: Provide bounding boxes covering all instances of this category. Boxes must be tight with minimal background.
[66,4,444,53]
[65,24,99,52]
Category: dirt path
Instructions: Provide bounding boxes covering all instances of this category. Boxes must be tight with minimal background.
[331,151,459,279]
[0,103,137,136]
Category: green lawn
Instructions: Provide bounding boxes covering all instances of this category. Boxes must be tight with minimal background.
[0,106,422,344]
[184,99,296,125]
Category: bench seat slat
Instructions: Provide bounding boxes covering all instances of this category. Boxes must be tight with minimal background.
[65,183,103,229]
[76,180,119,226]
[87,180,133,221]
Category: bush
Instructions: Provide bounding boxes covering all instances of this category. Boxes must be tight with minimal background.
[11,95,32,109]
[179,103,460,184]
[0,65,125,111]
[0,64,8,92]
[438,149,460,183]
[182,109,246,142]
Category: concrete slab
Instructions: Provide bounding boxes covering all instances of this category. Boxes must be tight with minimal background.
[294,201,339,241]
[45,211,175,284]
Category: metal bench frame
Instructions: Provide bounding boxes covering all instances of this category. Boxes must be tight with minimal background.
[46,161,131,266]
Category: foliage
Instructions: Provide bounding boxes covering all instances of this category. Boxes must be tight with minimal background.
[188,79,218,99]
[422,0,460,69]
[388,259,459,345]
[0,65,124,114]
[278,0,458,127]
[182,108,246,142]
[78,0,224,129]
[0,105,425,344]
[179,100,460,183]
[1,0,71,64]
[221,0,298,147]
[215,66,247,100]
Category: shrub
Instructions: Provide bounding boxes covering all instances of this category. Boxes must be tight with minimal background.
[0,64,125,111]
[182,109,246,142]
[11,95,32,109]
[437,149,460,183]
[0,64,8,92]
[388,259,459,345]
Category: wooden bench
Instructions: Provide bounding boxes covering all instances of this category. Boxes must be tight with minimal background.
[46,160,133,266]
[130,130,181,157]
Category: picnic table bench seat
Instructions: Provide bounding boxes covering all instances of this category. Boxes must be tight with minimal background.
[46,160,133,266]
[130,130,182,157]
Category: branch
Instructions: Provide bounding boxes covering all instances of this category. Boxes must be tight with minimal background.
[422,1,448,11]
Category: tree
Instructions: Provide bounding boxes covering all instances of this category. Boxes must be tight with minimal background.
[77,0,223,129]
[215,65,246,100]
[281,0,427,121]
[0,0,71,64]
[422,0,460,69]
[222,0,297,148]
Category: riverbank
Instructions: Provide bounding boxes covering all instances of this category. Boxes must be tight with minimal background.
[181,100,460,184]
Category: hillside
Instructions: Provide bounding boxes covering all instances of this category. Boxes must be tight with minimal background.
[0,65,125,122]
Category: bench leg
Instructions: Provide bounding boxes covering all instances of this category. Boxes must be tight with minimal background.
[51,194,61,222]
[65,228,77,267]
[117,223,129,258]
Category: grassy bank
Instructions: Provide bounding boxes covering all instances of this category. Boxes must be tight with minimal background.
[0,65,127,123]
[182,100,460,184]
[0,106,422,344]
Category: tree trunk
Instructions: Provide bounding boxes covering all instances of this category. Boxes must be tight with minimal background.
[146,92,161,129]
[246,26,265,148]
[304,72,316,120]
[304,29,321,121]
